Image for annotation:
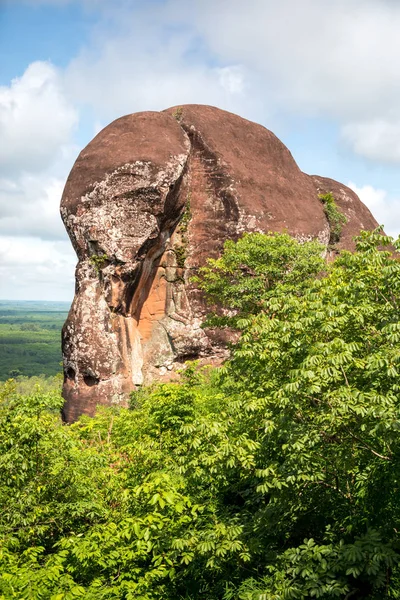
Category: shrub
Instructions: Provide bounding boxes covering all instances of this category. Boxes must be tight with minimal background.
[319,192,347,245]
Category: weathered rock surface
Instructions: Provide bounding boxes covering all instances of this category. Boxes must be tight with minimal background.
[61,104,379,421]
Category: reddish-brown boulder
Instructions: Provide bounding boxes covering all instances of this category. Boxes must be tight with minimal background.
[61,104,379,421]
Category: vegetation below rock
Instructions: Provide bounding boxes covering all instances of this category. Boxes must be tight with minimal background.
[2,230,400,599]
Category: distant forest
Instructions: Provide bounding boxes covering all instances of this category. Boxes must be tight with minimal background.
[0,301,69,379]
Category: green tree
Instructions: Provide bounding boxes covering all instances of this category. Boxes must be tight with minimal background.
[215,228,400,598]
[8,369,21,377]
[196,232,325,326]
[2,230,400,598]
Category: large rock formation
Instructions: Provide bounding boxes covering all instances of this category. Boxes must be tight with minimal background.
[61,104,379,421]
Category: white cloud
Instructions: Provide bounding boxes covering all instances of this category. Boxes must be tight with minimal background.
[217,66,245,94]
[17,0,400,134]
[45,0,400,163]
[348,182,400,238]
[175,0,400,116]
[160,0,400,163]
[64,7,266,123]
[0,173,69,240]
[342,119,400,164]
[0,60,78,298]
[0,236,76,301]
[0,61,78,176]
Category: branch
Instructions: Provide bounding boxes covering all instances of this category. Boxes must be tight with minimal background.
[341,366,350,387]
[345,428,391,461]
[309,480,350,500]
[325,396,391,461]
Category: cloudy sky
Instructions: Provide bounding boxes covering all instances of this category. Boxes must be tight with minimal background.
[1,0,400,301]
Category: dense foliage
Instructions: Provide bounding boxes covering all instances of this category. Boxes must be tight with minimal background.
[0,373,63,396]
[195,232,325,325]
[1,230,400,599]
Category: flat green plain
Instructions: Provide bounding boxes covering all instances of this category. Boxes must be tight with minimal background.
[0,300,70,380]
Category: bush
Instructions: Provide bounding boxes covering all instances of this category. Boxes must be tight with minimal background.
[195,231,325,326]
[319,192,347,245]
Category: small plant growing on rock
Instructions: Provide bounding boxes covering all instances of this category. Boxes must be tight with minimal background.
[90,254,109,274]
[174,198,192,269]
[180,194,191,233]
[319,192,347,245]
[172,106,183,121]
[175,245,187,269]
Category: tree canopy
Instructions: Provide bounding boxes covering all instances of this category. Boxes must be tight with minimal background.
[1,229,400,599]
[195,231,326,324]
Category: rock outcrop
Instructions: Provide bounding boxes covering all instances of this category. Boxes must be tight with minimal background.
[61,104,379,421]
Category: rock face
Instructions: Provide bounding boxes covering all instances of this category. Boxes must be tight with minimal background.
[61,104,379,421]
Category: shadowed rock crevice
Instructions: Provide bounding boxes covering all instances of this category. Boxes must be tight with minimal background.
[61,105,379,421]
[103,157,191,320]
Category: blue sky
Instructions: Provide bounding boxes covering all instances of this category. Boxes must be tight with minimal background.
[1,0,400,300]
